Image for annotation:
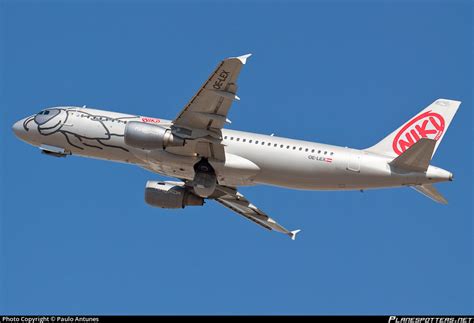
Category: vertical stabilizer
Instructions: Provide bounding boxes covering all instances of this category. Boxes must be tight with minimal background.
[366,99,460,158]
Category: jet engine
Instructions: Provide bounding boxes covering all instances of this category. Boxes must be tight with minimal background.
[125,121,185,150]
[145,181,204,209]
[192,159,217,198]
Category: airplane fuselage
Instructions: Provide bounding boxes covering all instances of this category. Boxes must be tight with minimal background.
[10,53,460,239]
[13,106,452,191]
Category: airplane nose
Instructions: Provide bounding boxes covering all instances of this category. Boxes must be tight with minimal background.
[12,119,26,140]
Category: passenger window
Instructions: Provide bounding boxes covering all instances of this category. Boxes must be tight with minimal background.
[249,140,252,143]
[230,137,234,140]
[243,139,246,142]
[274,144,277,147]
[261,142,265,145]
[330,152,334,155]
[318,150,321,154]
[236,138,240,141]
[324,151,327,155]
[299,147,302,151]
[311,149,315,153]
[224,136,227,139]
[268,143,271,146]
[292,147,296,150]
[287,145,290,149]
[255,141,259,144]
[305,148,308,152]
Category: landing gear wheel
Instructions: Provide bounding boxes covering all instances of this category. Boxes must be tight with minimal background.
[192,158,217,198]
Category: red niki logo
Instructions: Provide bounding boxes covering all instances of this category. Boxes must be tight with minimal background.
[141,117,161,124]
[392,110,445,155]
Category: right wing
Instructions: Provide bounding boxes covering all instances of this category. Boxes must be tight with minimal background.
[213,186,301,240]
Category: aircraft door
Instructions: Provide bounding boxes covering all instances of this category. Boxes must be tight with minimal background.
[346,154,360,173]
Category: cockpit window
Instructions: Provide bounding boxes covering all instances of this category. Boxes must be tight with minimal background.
[34,109,60,125]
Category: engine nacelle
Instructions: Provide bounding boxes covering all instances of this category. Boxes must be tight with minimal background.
[125,121,184,150]
[145,181,204,209]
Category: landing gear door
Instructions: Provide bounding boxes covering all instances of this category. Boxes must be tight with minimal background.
[347,154,360,172]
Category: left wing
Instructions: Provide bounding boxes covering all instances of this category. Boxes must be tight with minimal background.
[173,54,251,131]
[167,54,251,161]
[213,186,301,240]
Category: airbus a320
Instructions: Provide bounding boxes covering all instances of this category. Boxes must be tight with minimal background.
[12,54,460,239]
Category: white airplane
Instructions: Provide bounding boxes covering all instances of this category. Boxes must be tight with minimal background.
[12,54,460,240]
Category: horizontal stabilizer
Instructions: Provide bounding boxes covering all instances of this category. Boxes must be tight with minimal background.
[389,138,436,172]
[411,184,448,204]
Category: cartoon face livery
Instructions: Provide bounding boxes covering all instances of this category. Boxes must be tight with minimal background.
[33,108,68,135]
[17,107,135,152]
[392,110,445,155]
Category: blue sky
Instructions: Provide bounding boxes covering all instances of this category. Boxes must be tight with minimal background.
[0,0,472,315]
